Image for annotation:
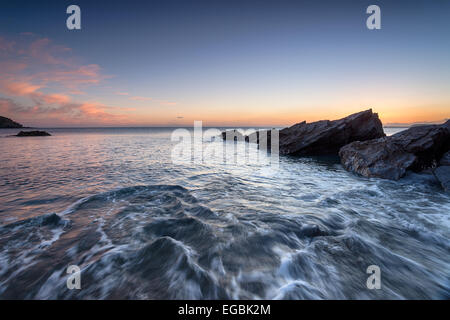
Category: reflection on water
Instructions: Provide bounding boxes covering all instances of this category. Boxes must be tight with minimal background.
[0,127,448,299]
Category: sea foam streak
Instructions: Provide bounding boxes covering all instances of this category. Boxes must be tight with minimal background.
[0,184,448,299]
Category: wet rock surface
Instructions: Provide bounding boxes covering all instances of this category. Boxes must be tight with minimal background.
[277,109,384,155]
[434,166,450,191]
[222,109,385,156]
[339,121,450,180]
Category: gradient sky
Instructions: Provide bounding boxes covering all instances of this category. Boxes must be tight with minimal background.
[0,0,449,127]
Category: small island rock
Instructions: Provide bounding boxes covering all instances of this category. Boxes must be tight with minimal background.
[15,131,51,137]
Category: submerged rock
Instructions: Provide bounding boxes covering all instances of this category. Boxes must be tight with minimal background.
[434,166,450,191]
[439,151,450,166]
[15,130,51,137]
[339,121,450,180]
[433,151,450,191]
[222,109,385,156]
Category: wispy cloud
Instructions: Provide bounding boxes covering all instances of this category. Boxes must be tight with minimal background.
[69,90,86,95]
[19,32,35,36]
[0,34,179,126]
[0,35,128,126]
[158,100,177,106]
[0,97,132,126]
[130,96,152,101]
[129,97,177,105]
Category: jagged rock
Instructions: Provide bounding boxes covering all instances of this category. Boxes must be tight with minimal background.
[278,109,384,155]
[15,130,51,137]
[339,121,450,180]
[40,213,62,226]
[434,166,450,191]
[0,116,23,128]
[222,109,385,156]
[221,129,246,141]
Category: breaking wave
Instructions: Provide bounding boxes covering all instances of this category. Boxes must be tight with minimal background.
[0,184,448,299]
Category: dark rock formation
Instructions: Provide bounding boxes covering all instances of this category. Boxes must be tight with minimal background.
[15,130,51,137]
[222,109,385,156]
[245,129,276,148]
[339,121,450,180]
[277,109,384,155]
[0,116,23,128]
[221,129,246,141]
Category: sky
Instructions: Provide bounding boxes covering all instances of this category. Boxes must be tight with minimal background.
[0,0,449,127]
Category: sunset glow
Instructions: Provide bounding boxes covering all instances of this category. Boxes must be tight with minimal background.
[1,0,449,302]
[0,1,449,127]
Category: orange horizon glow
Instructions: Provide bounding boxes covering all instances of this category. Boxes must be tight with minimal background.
[4,107,448,128]
[0,35,449,128]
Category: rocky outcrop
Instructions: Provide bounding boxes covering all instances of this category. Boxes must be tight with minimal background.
[277,109,385,155]
[15,130,51,137]
[0,116,23,128]
[222,109,385,156]
[339,121,450,180]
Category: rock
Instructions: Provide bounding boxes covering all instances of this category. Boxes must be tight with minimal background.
[439,151,450,166]
[15,130,51,137]
[222,109,385,156]
[339,121,450,180]
[278,109,384,155]
[221,129,246,141]
[434,166,450,191]
[40,213,62,226]
[0,116,23,128]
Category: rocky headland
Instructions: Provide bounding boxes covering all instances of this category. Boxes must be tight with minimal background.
[0,116,24,128]
[222,110,450,191]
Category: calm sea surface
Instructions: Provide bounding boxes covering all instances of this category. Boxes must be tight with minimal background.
[0,127,448,299]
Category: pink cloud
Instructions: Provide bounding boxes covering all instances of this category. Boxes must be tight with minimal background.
[40,93,71,105]
[2,81,42,95]
[0,34,176,126]
[0,97,132,127]
[69,90,86,95]
[30,64,105,89]
[130,96,152,101]
[158,100,177,106]
[0,35,128,126]
[0,61,27,73]
[29,38,72,65]
[0,36,105,95]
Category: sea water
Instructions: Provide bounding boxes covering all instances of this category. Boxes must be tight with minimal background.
[0,127,448,299]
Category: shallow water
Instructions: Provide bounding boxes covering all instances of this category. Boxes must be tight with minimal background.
[0,127,449,299]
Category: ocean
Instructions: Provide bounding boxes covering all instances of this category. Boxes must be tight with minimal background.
[0,127,448,299]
